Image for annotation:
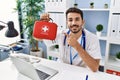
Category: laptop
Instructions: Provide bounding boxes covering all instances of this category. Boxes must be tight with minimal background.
[10,54,58,80]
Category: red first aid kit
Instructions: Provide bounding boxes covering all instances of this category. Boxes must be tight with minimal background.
[32,21,58,40]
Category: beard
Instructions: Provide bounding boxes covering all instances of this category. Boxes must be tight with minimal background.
[69,24,83,34]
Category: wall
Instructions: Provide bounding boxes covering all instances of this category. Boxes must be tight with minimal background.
[0,0,20,45]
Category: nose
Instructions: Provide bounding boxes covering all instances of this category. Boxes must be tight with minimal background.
[72,20,77,25]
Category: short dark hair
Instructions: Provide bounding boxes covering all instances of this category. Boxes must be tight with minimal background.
[66,7,83,20]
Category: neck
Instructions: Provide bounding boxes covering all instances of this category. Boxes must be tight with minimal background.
[70,30,82,40]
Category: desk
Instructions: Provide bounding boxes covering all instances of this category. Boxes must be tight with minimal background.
[0,57,120,80]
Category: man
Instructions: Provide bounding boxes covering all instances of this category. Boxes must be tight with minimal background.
[40,7,101,72]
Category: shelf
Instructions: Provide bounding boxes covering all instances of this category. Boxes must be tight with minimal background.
[81,8,110,11]
[98,36,107,41]
[111,8,120,13]
[94,32,107,41]
[108,37,120,45]
[106,56,120,70]
[47,51,60,58]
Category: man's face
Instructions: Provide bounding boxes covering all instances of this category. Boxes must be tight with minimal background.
[66,13,84,33]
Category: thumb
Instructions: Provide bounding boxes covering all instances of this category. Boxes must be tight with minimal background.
[63,32,69,38]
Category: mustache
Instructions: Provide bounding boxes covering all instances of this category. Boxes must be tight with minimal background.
[70,25,79,27]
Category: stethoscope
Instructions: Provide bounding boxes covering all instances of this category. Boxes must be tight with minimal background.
[63,29,86,65]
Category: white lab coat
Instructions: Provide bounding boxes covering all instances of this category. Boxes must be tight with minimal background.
[57,29,102,68]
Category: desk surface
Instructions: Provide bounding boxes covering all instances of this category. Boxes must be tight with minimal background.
[0,56,120,80]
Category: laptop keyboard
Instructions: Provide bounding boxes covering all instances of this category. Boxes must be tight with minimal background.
[36,69,50,80]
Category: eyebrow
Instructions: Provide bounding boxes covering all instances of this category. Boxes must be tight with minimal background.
[68,17,80,20]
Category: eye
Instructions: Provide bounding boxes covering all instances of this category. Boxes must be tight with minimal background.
[75,17,80,21]
[68,19,72,22]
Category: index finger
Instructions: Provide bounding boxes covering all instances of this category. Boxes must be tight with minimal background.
[40,13,50,21]
[62,32,69,38]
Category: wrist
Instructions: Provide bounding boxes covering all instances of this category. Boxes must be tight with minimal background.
[74,42,81,51]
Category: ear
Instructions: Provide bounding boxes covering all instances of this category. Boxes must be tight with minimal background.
[66,18,68,24]
[81,20,85,28]
[82,19,85,26]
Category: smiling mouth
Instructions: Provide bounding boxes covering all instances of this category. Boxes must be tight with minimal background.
[70,25,79,28]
